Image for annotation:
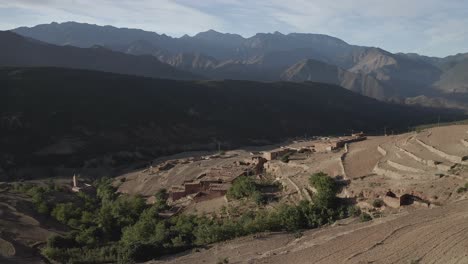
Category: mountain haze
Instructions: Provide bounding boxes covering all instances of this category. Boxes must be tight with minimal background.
[0,30,199,80]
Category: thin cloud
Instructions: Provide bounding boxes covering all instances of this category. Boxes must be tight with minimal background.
[0,0,467,56]
[0,0,223,35]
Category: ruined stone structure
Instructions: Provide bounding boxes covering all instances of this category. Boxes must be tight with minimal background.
[263,148,293,161]
[169,161,260,201]
[315,135,367,152]
[383,191,426,208]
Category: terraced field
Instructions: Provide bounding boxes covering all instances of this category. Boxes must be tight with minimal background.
[148,125,468,263]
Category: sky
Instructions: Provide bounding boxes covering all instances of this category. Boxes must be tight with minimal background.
[0,0,467,57]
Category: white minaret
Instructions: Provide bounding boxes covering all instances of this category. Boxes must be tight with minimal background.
[73,174,77,188]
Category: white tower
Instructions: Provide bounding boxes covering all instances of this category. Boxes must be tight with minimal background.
[73,174,78,188]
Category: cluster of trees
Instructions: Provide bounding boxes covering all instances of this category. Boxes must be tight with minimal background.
[13,180,63,215]
[226,176,266,205]
[13,172,360,263]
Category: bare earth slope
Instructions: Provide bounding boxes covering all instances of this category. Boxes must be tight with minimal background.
[149,198,468,264]
[0,186,64,264]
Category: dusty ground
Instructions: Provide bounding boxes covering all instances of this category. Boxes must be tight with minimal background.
[149,198,468,264]
[343,136,390,179]
[0,187,66,264]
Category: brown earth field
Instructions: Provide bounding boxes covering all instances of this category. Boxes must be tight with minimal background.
[0,185,67,264]
[148,198,468,264]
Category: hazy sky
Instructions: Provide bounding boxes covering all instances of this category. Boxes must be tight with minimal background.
[0,0,467,57]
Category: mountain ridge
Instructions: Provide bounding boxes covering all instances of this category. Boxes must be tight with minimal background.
[0,30,199,80]
[9,22,468,109]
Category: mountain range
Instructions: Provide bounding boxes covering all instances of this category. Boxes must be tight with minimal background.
[11,22,468,109]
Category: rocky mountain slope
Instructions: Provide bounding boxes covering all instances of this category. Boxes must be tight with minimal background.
[281,59,387,100]
[433,54,468,93]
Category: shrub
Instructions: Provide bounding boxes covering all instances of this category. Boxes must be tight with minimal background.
[217,257,229,264]
[293,231,303,238]
[372,199,384,208]
[252,191,266,205]
[280,154,290,163]
[360,213,372,222]
[456,187,467,194]
[36,201,50,215]
[348,206,361,217]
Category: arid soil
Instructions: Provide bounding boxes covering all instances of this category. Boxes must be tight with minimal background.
[0,186,65,264]
[149,198,468,264]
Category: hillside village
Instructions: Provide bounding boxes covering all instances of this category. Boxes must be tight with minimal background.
[114,127,468,217]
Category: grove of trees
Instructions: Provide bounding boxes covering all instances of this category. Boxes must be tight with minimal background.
[13,172,359,263]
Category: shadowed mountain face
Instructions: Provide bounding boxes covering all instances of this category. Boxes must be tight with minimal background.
[0,67,460,174]
[0,31,199,80]
[13,21,468,107]
[281,59,387,100]
[433,54,468,93]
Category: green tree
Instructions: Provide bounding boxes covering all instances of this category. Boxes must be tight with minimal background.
[277,205,303,231]
[51,203,81,224]
[227,176,257,200]
[309,172,338,208]
[75,226,100,246]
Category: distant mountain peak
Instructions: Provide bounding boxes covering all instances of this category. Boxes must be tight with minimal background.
[195,29,223,37]
[194,29,244,41]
